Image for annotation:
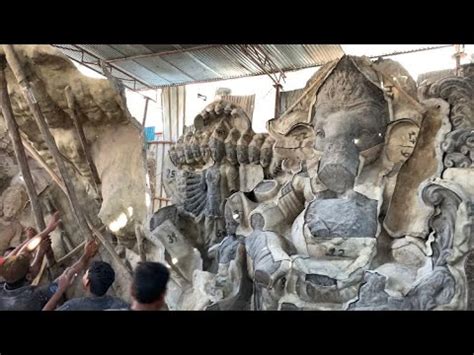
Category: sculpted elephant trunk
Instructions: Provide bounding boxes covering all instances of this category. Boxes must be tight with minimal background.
[317,138,359,194]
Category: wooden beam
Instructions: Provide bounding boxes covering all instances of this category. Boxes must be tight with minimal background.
[0,55,56,272]
[3,45,93,241]
[21,138,64,190]
[57,240,85,264]
[134,224,147,262]
[64,86,102,200]
[142,97,150,127]
[86,219,133,278]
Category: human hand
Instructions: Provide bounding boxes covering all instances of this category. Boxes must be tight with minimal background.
[38,237,52,252]
[46,211,61,232]
[25,227,38,239]
[57,267,77,291]
[84,239,99,258]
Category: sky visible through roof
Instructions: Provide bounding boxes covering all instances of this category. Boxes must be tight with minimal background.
[73,45,474,134]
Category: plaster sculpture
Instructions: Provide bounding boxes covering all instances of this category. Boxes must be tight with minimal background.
[156,56,474,310]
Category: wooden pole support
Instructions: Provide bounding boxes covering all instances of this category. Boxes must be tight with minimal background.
[64,86,102,199]
[0,55,56,271]
[134,223,147,262]
[142,97,149,127]
[57,240,85,264]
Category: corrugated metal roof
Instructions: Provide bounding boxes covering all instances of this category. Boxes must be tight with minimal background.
[54,44,345,90]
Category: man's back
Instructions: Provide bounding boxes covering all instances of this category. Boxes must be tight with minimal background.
[57,295,129,311]
[0,281,58,310]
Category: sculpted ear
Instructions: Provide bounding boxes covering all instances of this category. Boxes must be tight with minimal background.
[384,118,420,165]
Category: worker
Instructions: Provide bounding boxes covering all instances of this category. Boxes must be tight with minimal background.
[130,261,170,311]
[0,212,60,310]
[43,256,129,311]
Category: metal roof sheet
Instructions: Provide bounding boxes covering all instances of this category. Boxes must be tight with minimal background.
[54,44,452,92]
[54,44,345,90]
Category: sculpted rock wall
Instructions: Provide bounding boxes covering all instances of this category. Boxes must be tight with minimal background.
[0,45,147,239]
[0,45,147,299]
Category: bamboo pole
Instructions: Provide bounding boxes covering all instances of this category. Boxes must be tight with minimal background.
[3,45,92,241]
[142,97,149,127]
[0,56,56,273]
[0,56,45,230]
[57,240,85,264]
[64,86,102,199]
[134,223,146,262]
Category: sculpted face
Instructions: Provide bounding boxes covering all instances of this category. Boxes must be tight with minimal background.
[384,120,420,164]
[191,130,203,162]
[1,185,27,221]
[224,198,242,235]
[312,58,389,193]
[260,136,275,169]
[237,130,253,165]
[200,132,211,161]
[224,128,240,166]
[184,131,195,165]
[168,146,179,167]
[175,136,186,166]
[209,121,228,163]
[248,134,266,164]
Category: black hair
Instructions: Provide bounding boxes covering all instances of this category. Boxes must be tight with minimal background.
[5,277,28,290]
[4,247,16,257]
[131,262,170,304]
[87,261,115,296]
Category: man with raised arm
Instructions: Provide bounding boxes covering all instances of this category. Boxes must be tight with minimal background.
[0,212,61,310]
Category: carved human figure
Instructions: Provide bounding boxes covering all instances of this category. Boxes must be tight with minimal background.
[190,129,204,165]
[204,120,230,247]
[184,129,196,166]
[224,128,240,193]
[236,129,253,165]
[199,131,211,163]
[174,136,186,167]
[248,134,266,164]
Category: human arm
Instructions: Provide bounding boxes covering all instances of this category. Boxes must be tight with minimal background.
[42,239,99,311]
[66,239,99,277]
[27,237,52,281]
[14,212,60,256]
[42,267,74,311]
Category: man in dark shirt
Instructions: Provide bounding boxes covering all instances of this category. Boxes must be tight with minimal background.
[130,261,169,311]
[54,261,128,311]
